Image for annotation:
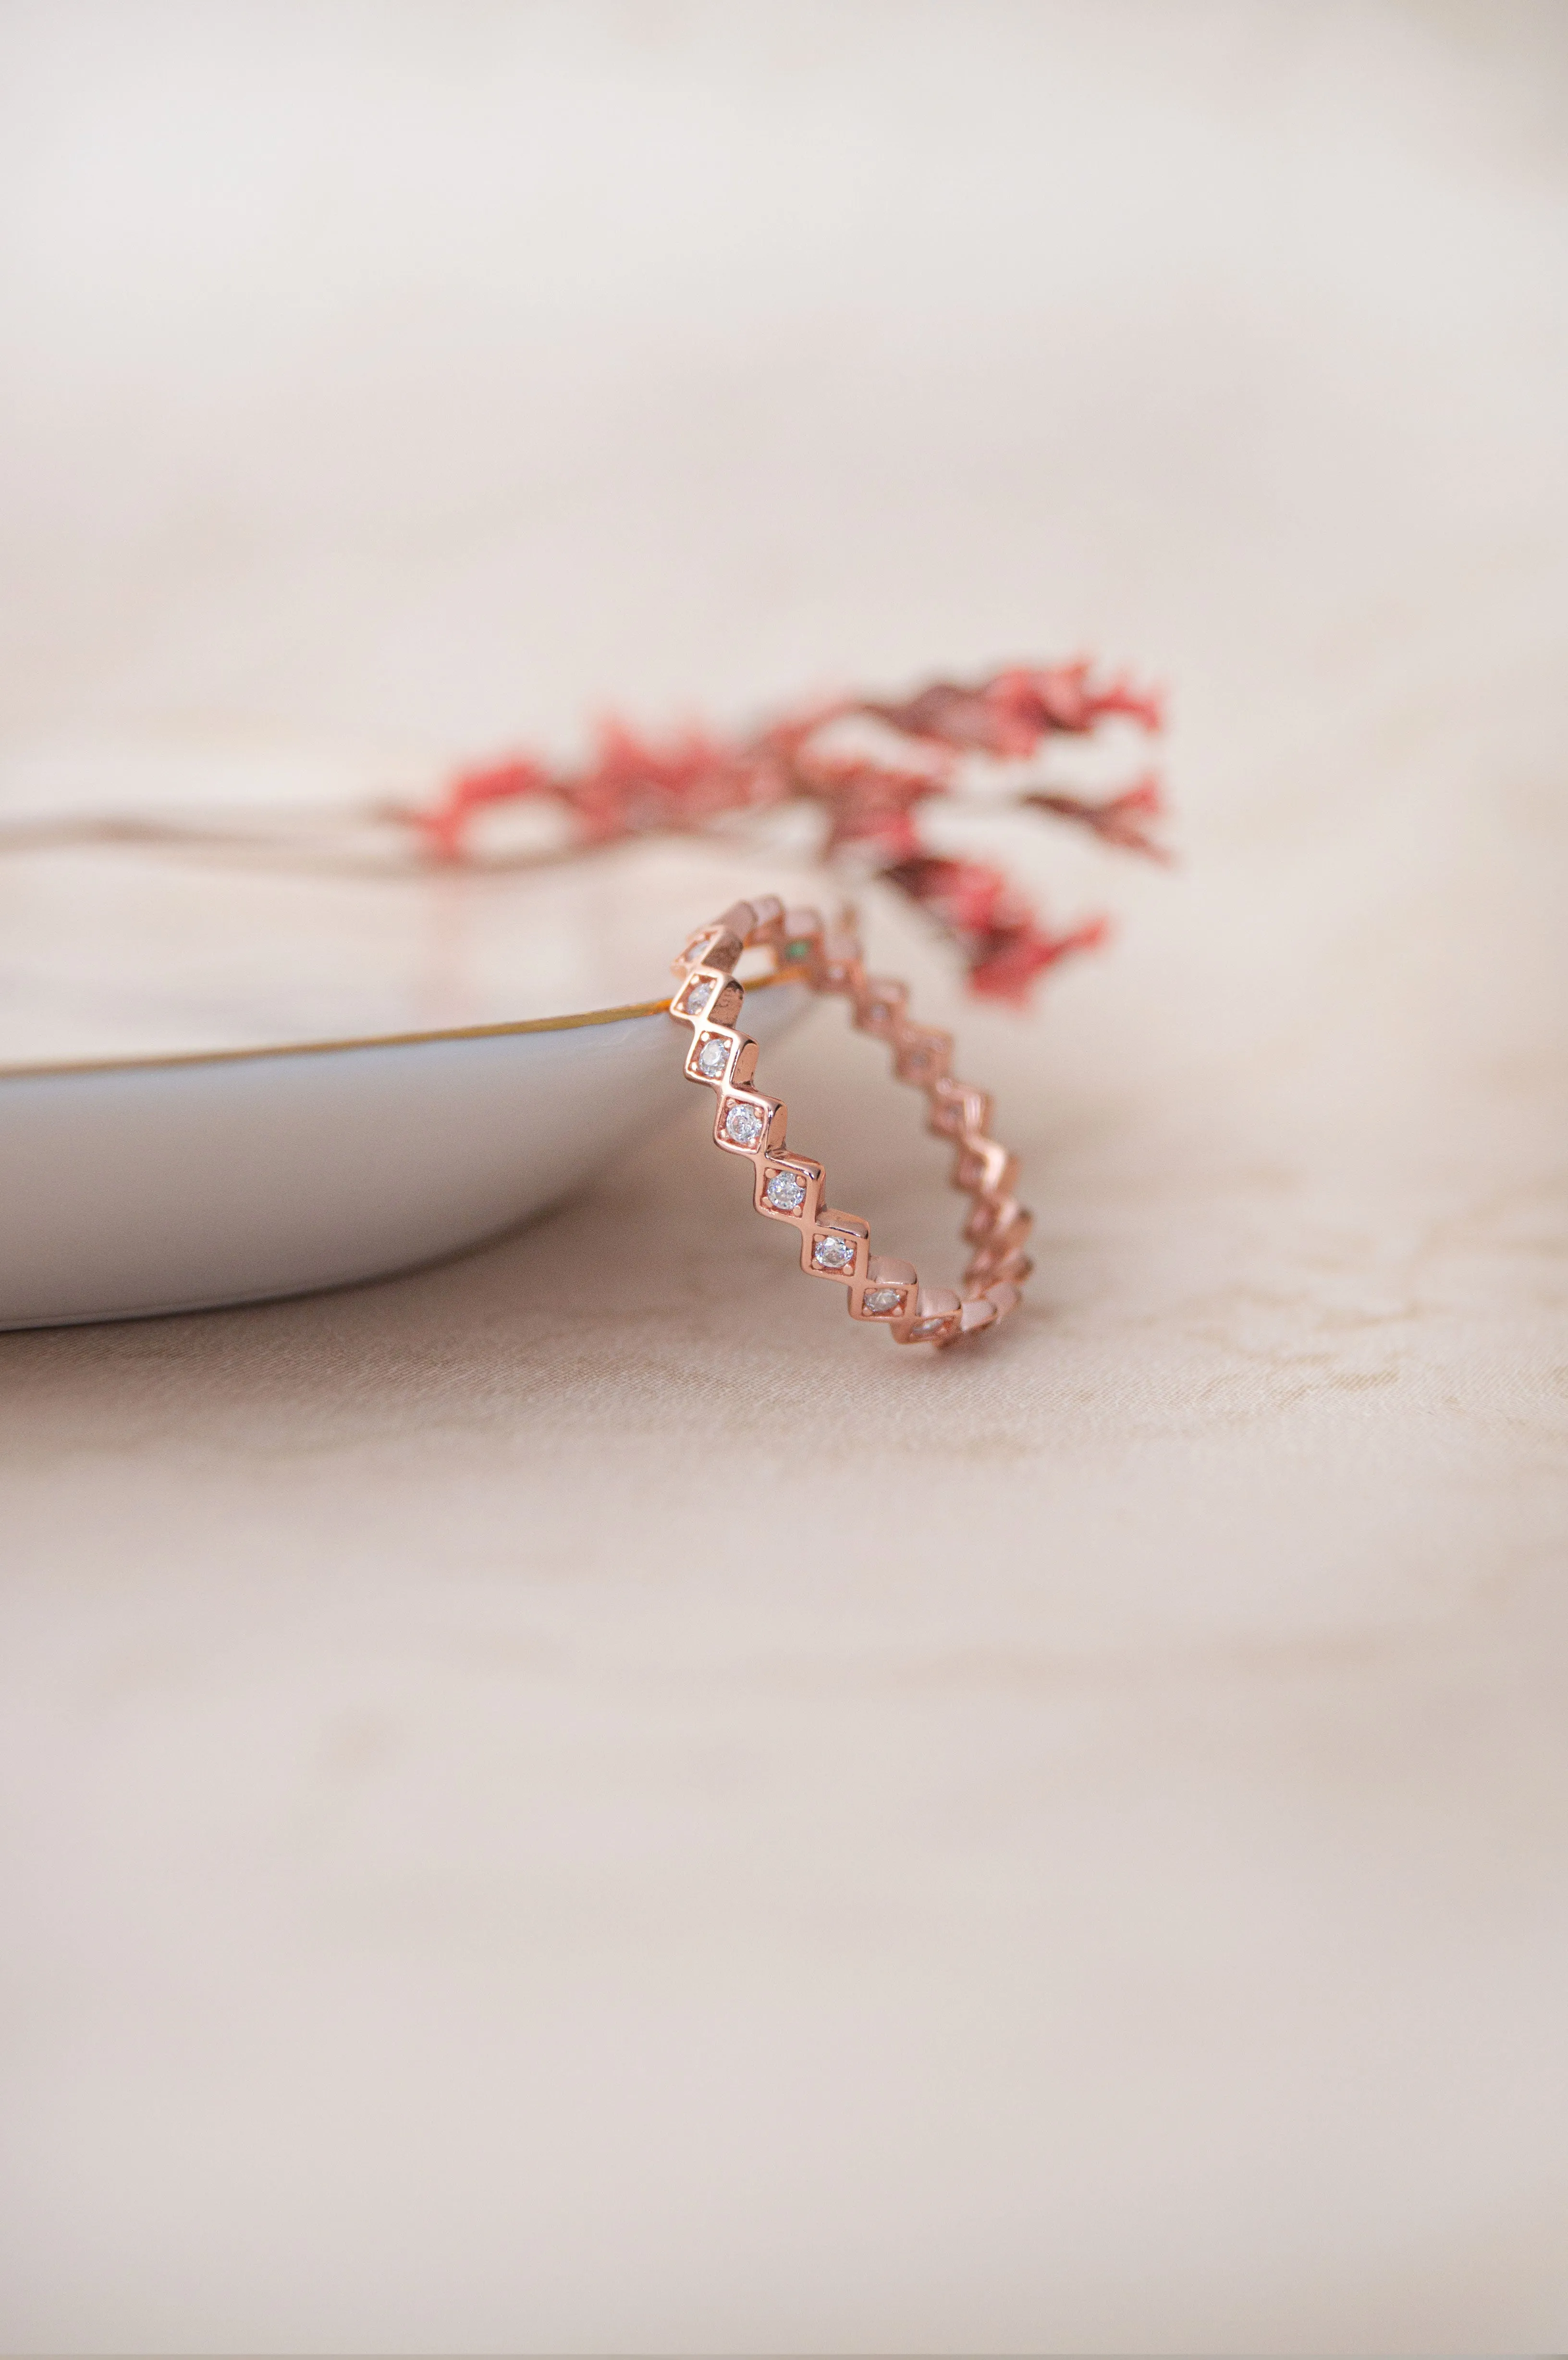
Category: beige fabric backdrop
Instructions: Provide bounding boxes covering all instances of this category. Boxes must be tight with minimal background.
[2,3,1566,2350]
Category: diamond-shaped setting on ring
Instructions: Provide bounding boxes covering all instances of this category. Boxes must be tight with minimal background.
[862,1285,905,1315]
[695,1033,730,1079]
[723,1100,767,1148]
[907,1315,949,1340]
[812,1232,856,1273]
[679,975,714,1016]
[764,1168,808,1213]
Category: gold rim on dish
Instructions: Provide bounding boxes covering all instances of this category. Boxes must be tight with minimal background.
[0,973,796,1084]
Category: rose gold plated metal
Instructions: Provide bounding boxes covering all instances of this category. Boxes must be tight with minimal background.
[669,896,1031,1347]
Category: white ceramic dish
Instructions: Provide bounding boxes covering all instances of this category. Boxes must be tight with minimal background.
[0,833,821,1329]
[0,983,808,1330]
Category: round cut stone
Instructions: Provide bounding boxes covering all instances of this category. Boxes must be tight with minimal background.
[695,1034,730,1079]
[723,1101,766,1148]
[908,1315,948,1340]
[862,1286,904,1315]
[812,1232,856,1272]
[764,1168,808,1213]
[680,976,713,1016]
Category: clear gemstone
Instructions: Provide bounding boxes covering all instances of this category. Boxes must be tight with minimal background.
[867,1001,891,1024]
[812,1232,856,1272]
[764,1168,807,1212]
[908,1315,947,1340]
[685,935,713,966]
[862,1286,903,1315]
[723,1101,766,1147]
[680,976,712,1015]
[695,1033,729,1078]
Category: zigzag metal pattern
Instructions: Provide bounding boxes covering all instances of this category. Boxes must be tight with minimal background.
[669,895,1031,1347]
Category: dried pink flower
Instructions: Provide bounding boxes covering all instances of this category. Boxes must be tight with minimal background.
[405,659,1167,1003]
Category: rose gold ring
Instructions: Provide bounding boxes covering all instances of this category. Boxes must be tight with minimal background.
[670,895,1031,1347]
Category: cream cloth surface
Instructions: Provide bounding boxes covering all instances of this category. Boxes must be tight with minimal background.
[1,4,1566,2350]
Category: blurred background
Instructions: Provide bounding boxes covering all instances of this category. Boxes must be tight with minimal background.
[2,3,1566,2352]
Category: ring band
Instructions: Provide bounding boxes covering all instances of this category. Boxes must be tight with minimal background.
[670,896,1031,1347]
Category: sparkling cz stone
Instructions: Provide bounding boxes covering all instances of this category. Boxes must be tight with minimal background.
[723,1101,766,1148]
[812,1232,856,1272]
[862,1286,904,1315]
[680,976,712,1015]
[764,1168,808,1212]
[695,1033,730,1078]
[908,1315,948,1340]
